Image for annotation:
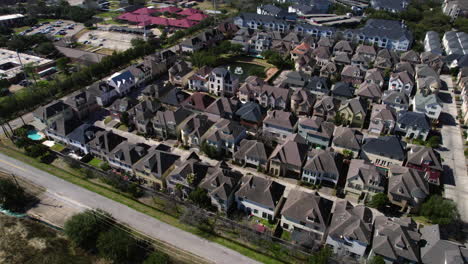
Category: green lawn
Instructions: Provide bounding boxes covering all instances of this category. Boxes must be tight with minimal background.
[95,11,121,19]
[222,62,266,82]
[117,124,128,131]
[50,143,66,152]
[280,230,291,242]
[87,157,103,168]
[0,142,284,264]
[104,116,112,124]
[251,216,276,229]
[14,26,29,33]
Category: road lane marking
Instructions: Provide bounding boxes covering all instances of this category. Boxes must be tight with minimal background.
[0,158,28,172]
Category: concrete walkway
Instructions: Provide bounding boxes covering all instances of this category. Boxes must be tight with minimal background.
[439,75,468,222]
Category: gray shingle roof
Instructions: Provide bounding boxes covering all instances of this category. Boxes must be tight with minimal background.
[303,149,340,175]
[236,174,285,209]
[362,136,406,161]
[333,126,363,151]
[388,165,429,201]
[397,111,430,131]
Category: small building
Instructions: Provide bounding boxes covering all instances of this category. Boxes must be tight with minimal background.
[345,159,386,202]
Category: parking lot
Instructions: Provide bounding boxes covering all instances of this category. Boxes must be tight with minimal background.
[77,30,142,51]
[22,20,84,39]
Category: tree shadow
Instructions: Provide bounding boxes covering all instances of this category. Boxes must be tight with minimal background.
[439,112,457,126]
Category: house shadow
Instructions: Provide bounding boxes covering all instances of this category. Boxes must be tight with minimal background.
[438,92,453,104]
[441,165,456,186]
[439,112,457,126]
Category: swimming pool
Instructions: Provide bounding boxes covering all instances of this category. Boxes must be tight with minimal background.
[27,130,44,141]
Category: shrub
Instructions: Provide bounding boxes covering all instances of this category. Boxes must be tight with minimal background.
[144,251,170,264]
[25,144,49,158]
[420,195,459,225]
[64,210,110,250]
[100,162,111,171]
[97,227,140,263]
[0,178,29,212]
[367,193,390,211]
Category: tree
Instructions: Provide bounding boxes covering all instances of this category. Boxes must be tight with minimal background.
[0,178,29,212]
[367,193,390,211]
[64,210,110,250]
[420,195,459,225]
[188,187,212,209]
[26,144,49,158]
[56,57,71,75]
[309,246,332,264]
[35,42,58,56]
[333,113,343,126]
[97,227,140,263]
[120,112,130,127]
[144,251,170,264]
[368,255,385,264]
[426,136,441,148]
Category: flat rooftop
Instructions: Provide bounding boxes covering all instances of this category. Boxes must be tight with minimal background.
[0,48,53,79]
[0,14,24,21]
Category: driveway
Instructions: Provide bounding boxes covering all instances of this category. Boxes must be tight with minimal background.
[439,75,468,222]
[0,153,259,264]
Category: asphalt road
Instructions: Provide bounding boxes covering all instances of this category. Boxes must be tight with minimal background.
[0,152,259,264]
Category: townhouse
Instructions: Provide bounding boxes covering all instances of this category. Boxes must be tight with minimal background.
[262,110,298,143]
[301,149,342,186]
[345,159,386,202]
[361,136,407,169]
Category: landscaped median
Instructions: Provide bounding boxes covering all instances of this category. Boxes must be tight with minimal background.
[0,139,285,264]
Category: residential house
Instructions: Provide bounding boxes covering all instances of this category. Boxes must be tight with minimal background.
[345,159,386,202]
[395,111,431,140]
[342,19,412,51]
[108,142,150,173]
[406,145,443,185]
[133,145,180,189]
[420,224,468,264]
[420,52,444,74]
[443,0,468,19]
[127,63,151,87]
[166,154,211,198]
[331,82,355,100]
[234,139,271,170]
[269,134,309,178]
[188,66,212,92]
[370,216,421,264]
[235,174,286,220]
[291,42,313,61]
[179,28,224,53]
[301,149,342,186]
[326,200,374,259]
[235,102,265,129]
[320,62,338,79]
[280,71,310,90]
[388,71,414,96]
[205,97,240,121]
[238,76,290,110]
[356,82,382,104]
[130,99,160,134]
[413,92,442,121]
[257,4,284,17]
[341,65,364,85]
[365,68,385,87]
[33,100,74,126]
[263,110,298,143]
[291,88,315,115]
[206,67,239,97]
[249,32,273,55]
[66,124,104,155]
[388,165,429,212]
[109,97,138,121]
[140,83,171,100]
[333,40,353,55]
[306,76,330,98]
[332,126,364,158]
[168,60,192,87]
[152,108,192,139]
[180,114,215,147]
[370,0,409,13]
[298,116,334,148]
[313,46,331,67]
[355,44,377,61]
[351,53,372,70]
[332,51,351,66]
[415,64,441,94]
[280,190,333,240]
[63,90,98,120]
[368,104,396,135]
[361,136,407,169]
[382,91,410,112]
[376,49,399,69]
[144,49,177,77]
[395,61,416,78]
[233,13,291,32]
[181,92,216,112]
[400,50,420,65]
[88,130,126,160]
[199,162,242,212]
[107,70,135,95]
[442,31,468,56]
[313,96,340,121]
[203,119,247,155]
[337,97,367,128]
[87,81,118,106]
[45,117,82,145]
[424,31,443,55]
